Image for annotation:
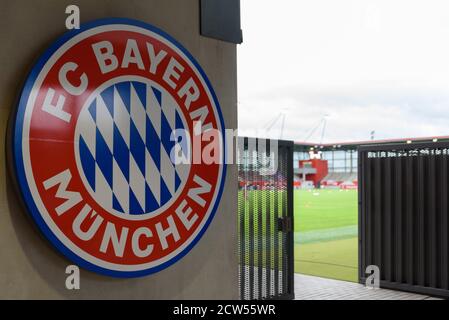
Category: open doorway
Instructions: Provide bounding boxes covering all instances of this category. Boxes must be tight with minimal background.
[294,145,358,282]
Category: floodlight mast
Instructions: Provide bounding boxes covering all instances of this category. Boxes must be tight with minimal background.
[303,114,329,144]
[320,114,329,144]
[262,112,287,139]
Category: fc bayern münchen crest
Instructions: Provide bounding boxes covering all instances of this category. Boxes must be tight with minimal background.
[11,18,226,277]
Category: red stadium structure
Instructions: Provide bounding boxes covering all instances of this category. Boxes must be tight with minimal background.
[293,135,449,189]
[297,159,328,188]
[238,135,449,191]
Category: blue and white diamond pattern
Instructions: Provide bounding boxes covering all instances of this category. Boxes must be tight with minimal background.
[76,80,190,216]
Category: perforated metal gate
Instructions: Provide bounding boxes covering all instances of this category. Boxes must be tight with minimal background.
[238,138,294,300]
[359,142,449,298]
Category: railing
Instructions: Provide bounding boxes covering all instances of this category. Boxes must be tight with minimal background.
[238,137,294,300]
[359,141,449,298]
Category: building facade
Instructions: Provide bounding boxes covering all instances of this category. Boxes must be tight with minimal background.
[294,136,449,188]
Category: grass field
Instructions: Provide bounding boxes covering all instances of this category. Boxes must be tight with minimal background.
[294,238,358,282]
[237,188,358,282]
[294,189,358,282]
[294,189,357,232]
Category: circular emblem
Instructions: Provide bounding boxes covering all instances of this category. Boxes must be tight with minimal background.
[11,18,226,277]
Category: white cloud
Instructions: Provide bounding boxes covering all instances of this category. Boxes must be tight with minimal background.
[238,0,449,142]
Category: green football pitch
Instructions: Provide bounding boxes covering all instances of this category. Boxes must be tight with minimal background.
[238,188,358,282]
[294,189,358,282]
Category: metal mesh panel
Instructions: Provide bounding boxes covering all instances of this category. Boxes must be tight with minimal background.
[238,138,294,300]
[359,143,449,298]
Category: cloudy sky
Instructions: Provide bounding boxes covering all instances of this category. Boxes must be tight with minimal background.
[237,0,449,143]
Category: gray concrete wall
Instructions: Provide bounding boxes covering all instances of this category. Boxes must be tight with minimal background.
[0,0,238,299]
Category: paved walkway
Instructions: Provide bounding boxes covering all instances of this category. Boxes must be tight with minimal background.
[294,274,441,300]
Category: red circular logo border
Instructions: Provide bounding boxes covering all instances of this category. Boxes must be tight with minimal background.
[10,18,227,277]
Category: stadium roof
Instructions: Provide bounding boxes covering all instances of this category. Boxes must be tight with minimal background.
[294,135,449,151]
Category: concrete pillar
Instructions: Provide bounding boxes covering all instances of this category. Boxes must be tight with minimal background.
[0,0,238,299]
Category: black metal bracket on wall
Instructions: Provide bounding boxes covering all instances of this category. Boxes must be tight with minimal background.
[200,0,243,44]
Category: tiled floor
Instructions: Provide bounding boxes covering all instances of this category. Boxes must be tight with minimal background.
[294,274,441,300]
